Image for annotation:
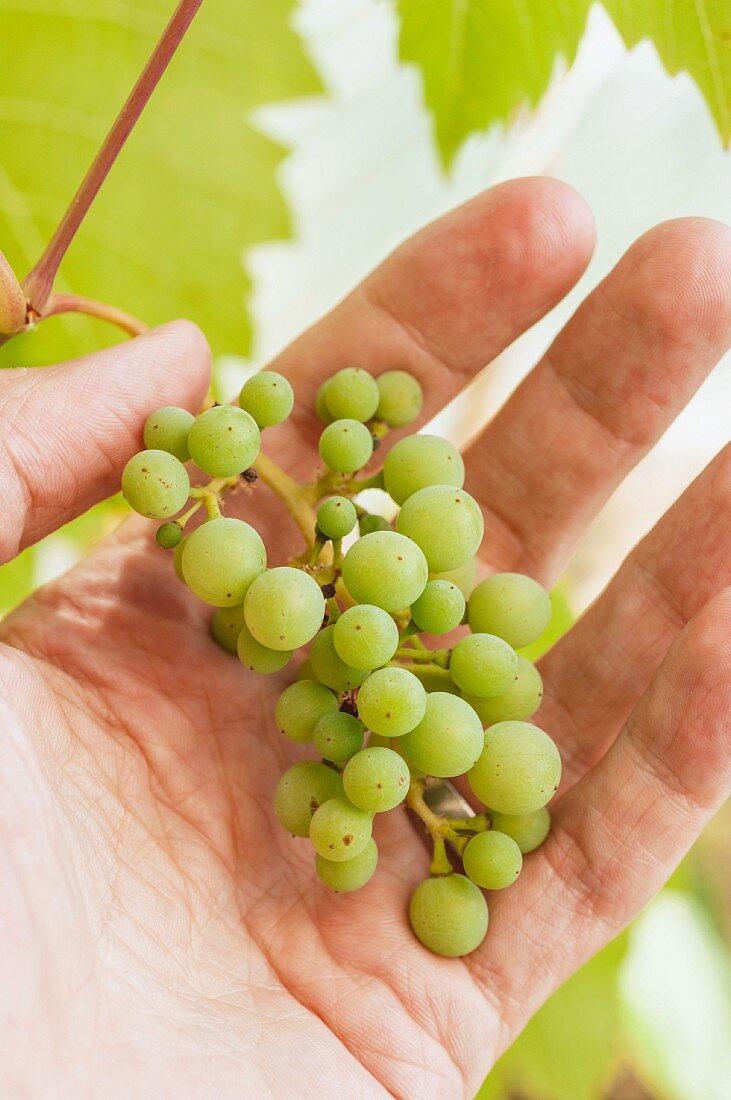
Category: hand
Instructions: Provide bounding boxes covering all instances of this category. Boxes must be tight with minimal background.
[1,179,729,1100]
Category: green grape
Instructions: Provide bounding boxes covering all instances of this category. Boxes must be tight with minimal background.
[313,711,364,762]
[488,807,551,854]
[410,579,465,634]
[383,435,464,505]
[468,573,551,649]
[342,747,409,812]
[449,633,519,698]
[356,666,426,736]
[237,622,292,674]
[468,721,561,814]
[316,837,378,892]
[396,485,483,572]
[173,534,189,581]
[358,513,390,536]
[156,521,182,549]
[324,367,379,422]
[430,556,477,597]
[319,419,374,473]
[317,496,357,540]
[342,530,428,611]
[239,371,294,427]
[188,405,260,477]
[210,604,245,654]
[274,680,339,743]
[315,380,335,424]
[274,761,343,837]
[463,830,523,890]
[309,796,373,862]
[333,605,399,670]
[375,370,423,427]
[311,625,370,692]
[121,449,190,519]
[409,874,488,957]
[399,692,483,777]
[143,405,195,462]
[244,567,325,650]
[463,656,543,724]
[182,518,266,607]
[413,668,461,695]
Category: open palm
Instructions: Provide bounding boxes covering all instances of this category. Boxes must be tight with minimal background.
[1,179,730,1100]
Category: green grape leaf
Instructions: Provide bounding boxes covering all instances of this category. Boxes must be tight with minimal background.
[397,0,731,169]
[0,1,320,367]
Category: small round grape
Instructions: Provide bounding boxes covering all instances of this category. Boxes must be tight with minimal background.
[324,368,379,422]
[239,371,294,427]
[143,406,195,462]
[317,496,357,540]
[409,874,488,957]
[319,419,374,473]
[156,521,182,549]
[375,370,423,427]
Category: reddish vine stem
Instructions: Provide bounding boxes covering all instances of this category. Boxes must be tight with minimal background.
[40,294,148,336]
[23,0,205,312]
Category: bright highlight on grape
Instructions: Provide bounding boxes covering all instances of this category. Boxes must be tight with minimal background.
[123,365,560,958]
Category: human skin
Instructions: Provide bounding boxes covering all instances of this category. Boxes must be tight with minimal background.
[0,178,729,1099]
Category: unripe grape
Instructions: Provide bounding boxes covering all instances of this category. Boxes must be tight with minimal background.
[182,517,266,606]
[244,567,325,650]
[239,371,294,427]
[409,874,488,957]
[488,807,551,854]
[356,666,426,736]
[156,521,182,549]
[430,556,477,598]
[324,368,379,422]
[315,380,335,424]
[449,633,519,698]
[122,449,190,519]
[210,605,245,654]
[275,761,343,836]
[399,692,483,777]
[311,625,369,692]
[173,534,189,581]
[143,406,194,462]
[342,747,409,812]
[462,830,523,889]
[375,370,423,427]
[316,837,378,892]
[309,796,373,862]
[358,513,390,536]
[333,604,399,670]
[342,530,428,612]
[383,435,464,505]
[275,680,339,743]
[317,496,357,540]
[0,249,26,335]
[237,622,292,674]
[313,711,365,762]
[468,721,561,814]
[319,419,374,473]
[188,405,260,477]
[468,573,551,649]
[396,485,483,572]
[463,656,543,724]
[410,579,465,634]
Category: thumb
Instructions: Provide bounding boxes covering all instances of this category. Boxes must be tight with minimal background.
[0,320,211,563]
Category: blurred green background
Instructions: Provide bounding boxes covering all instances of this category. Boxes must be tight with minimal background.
[1,3,729,1097]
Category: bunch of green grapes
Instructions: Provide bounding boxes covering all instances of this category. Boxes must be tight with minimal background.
[122,364,561,958]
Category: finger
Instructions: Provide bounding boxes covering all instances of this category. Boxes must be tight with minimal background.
[0,321,211,564]
[470,587,731,1039]
[540,445,731,788]
[464,217,731,582]
[259,178,595,483]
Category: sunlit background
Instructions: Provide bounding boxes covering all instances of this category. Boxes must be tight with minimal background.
[1,2,729,1097]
